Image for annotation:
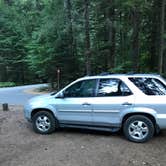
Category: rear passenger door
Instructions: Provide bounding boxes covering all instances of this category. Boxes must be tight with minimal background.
[92,78,134,127]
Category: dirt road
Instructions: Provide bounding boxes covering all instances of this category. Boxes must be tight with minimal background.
[0,106,166,166]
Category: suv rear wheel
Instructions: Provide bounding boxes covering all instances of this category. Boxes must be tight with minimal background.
[32,111,58,134]
[123,115,154,143]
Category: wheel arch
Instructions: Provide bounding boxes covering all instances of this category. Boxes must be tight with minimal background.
[31,108,57,120]
[122,112,158,132]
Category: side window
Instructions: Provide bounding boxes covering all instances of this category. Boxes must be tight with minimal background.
[97,78,132,97]
[64,79,97,97]
[120,81,133,96]
[129,77,166,95]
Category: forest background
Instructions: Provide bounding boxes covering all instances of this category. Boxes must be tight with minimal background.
[0,0,165,88]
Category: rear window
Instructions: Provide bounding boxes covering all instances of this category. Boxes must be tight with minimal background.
[128,77,166,95]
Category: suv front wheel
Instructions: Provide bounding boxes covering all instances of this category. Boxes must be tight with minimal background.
[123,115,154,143]
[32,111,58,134]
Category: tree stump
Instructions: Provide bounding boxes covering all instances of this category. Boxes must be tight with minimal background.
[2,103,9,111]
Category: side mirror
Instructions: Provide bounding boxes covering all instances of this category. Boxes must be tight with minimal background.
[56,92,64,98]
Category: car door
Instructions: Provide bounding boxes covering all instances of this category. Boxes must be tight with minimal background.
[55,79,97,126]
[92,78,134,127]
[129,76,166,116]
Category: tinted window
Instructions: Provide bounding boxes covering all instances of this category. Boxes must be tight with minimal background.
[129,77,166,95]
[97,78,132,97]
[64,79,97,97]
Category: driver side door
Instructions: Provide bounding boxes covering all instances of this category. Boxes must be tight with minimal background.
[55,79,97,126]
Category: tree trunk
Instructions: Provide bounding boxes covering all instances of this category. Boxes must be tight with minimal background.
[21,63,25,84]
[131,6,140,72]
[106,1,116,70]
[64,0,74,56]
[149,0,159,72]
[119,10,124,63]
[84,0,91,75]
[104,0,116,71]
[4,0,12,6]
[35,0,42,11]
[158,0,165,74]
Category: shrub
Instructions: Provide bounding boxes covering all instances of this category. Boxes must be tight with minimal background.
[0,82,16,88]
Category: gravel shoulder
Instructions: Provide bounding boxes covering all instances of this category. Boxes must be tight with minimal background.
[23,88,49,95]
[0,106,166,166]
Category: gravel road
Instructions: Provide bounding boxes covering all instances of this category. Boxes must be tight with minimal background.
[0,106,166,166]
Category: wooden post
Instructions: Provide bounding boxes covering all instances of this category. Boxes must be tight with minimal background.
[2,103,9,111]
[57,69,60,91]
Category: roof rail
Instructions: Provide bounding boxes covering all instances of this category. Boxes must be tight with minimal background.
[126,72,136,75]
[99,72,113,76]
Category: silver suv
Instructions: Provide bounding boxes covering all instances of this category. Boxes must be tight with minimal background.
[24,74,166,143]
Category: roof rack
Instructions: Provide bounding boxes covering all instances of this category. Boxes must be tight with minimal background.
[126,72,136,75]
[99,72,113,76]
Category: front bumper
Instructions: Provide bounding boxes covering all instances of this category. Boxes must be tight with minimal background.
[23,104,32,122]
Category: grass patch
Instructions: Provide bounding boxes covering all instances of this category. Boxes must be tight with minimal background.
[0,82,16,88]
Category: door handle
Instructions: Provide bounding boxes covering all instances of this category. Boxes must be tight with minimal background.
[82,103,91,106]
[122,102,132,106]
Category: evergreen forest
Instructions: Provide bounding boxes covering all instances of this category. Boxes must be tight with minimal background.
[0,0,166,87]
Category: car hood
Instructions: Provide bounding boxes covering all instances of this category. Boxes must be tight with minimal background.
[28,94,53,104]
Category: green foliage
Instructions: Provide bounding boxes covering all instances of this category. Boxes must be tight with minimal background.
[0,82,16,87]
[109,61,133,73]
[0,0,165,87]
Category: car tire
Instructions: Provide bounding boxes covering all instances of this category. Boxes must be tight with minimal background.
[123,115,154,143]
[32,111,58,134]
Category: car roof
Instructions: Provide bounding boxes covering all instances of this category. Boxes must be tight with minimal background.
[77,73,161,81]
